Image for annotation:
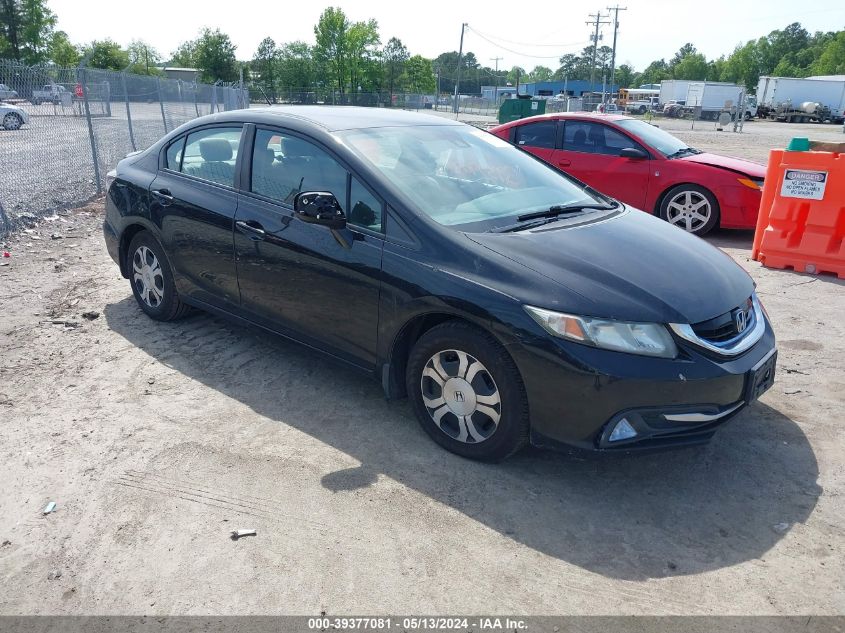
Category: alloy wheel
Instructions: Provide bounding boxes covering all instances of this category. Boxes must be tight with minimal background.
[132,245,165,309]
[665,190,712,233]
[420,349,501,444]
[3,114,21,130]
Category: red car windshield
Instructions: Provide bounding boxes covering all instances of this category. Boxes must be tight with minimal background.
[615,119,698,157]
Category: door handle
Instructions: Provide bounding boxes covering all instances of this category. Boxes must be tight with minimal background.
[151,189,173,206]
[557,159,571,167]
[236,220,266,241]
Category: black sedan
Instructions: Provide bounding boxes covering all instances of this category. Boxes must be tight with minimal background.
[103,106,777,461]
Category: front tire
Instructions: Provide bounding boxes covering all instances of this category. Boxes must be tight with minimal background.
[126,231,190,321]
[2,113,22,130]
[406,321,529,461]
[659,184,720,236]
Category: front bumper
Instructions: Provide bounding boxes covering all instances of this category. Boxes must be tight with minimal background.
[510,316,777,452]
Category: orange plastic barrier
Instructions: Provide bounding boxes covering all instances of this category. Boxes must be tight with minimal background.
[752,141,845,279]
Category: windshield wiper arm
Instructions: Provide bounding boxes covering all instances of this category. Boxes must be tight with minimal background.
[666,147,700,159]
[516,202,616,223]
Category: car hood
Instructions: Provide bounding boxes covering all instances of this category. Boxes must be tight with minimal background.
[679,152,766,177]
[466,208,753,324]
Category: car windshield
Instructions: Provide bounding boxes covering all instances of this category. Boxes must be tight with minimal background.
[338,124,605,232]
[615,118,691,157]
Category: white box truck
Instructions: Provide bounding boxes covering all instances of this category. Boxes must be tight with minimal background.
[659,80,691,106]
[685,82,746,120]
[756,76,845,123]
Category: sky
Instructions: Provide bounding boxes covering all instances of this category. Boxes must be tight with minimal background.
[48,0,845,73]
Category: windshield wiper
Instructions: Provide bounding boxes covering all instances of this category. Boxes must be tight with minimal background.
[491,201,618,233]
[516,202,616,223]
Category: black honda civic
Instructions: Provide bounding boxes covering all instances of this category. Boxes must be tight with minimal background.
[103,106,776,461]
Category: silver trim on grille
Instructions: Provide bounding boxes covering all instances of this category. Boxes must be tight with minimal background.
[663,401,744,423]
[669,294,766,356]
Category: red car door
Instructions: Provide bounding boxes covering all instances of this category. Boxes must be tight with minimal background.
[552,120,651,210]
[511,119,558,164]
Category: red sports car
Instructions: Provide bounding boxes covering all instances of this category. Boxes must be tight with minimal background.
[490,113,766,236]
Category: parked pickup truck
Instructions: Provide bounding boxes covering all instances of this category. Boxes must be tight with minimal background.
[0,83,18,100]
[31,84,68,105]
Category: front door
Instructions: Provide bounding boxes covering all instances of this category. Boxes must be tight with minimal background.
[553,120,651,210]
[234,127,385,368]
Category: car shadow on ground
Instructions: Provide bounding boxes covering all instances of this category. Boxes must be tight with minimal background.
[105,297,821,581]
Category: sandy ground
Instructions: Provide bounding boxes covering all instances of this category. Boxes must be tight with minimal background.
[0,120,844,616]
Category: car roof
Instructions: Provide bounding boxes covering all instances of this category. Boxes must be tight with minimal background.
[213,106,463,132]
[493,111,632,130]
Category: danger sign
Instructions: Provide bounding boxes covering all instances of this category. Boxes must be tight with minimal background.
[781,169,828,200]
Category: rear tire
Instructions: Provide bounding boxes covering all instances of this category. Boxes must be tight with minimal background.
[126,231,191,321]
[406,321,529,462]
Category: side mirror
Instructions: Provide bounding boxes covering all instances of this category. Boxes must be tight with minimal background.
[619,147,649,160]
[293,191,347,229]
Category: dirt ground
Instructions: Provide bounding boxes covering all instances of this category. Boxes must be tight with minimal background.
[0,117,844,616]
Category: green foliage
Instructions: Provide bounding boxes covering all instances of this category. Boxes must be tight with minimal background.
[403,55,435,93]
[383,37,409,96]
[672,53,708,80]
[193,28,239,83]
[252,37,278,100]
[48,30,78,67]
[278,41,315,93]
[527,65,552,82]
[126,40,162,75]
[613,64,636,88]
[0,0,56,64]
[313,7,381,98]
[82,39,129,70]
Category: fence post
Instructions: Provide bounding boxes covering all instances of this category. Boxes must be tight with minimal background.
[194,82,200,117]
[157,77,168,133]
[121,72,137,152]
[0,199,11,235]
[79,66,102,194]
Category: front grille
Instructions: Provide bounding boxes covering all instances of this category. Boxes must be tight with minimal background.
[691,297,753,343]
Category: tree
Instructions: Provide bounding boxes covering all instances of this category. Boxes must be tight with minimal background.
[278,41,315,97]
[170,40,196,68]
[672,52,708,80]
[82,39,129,70]
[613,63,636,88]
[527,65,552,82]
[126,40,161,75]
[314,7,350,96]
[252,37,278,100]
[193,28,239,83]
[639,59,670,85]
[48,30,79,67]
[346,18,380,98]
[0,0,56,63]
[383,36,409,97]
[403,55,435,93]
[506,65,526,85]
[670,43,697,68]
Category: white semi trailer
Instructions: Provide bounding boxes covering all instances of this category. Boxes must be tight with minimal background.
[756,76,845,123]
[658,81,751,120]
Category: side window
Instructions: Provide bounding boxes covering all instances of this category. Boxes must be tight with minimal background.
[348,177,383,232]
[563,121,644,156]
[514,120,556,149]
[252,128,348,206]
[180,127,242,186]
[165,137,184,171]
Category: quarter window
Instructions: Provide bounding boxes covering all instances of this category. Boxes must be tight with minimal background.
[180,127,242,186]
[165,137,184,171]
[251,128,348,206]
[349,177,383,231]
[562,121,645,157]
[514,120,556,149]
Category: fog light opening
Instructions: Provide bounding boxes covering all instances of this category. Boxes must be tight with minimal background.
[608,418,638,442]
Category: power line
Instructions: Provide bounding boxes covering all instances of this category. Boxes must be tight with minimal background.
[468,27,596,48]
[466,26,588,59]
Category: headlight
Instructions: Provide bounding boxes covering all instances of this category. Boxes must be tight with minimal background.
[524,305,678,358]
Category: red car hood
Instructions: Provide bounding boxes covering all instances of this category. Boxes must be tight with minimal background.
[679,152,766,177]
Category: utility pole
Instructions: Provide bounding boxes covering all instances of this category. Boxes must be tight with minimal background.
[490,56,503,93]
[453,22,468,115]
[586,12,610,100]
[607,5,627,104]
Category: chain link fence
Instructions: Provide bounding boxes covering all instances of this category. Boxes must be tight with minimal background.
[0,59,247,234]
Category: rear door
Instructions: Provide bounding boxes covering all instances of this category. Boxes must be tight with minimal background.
[233,126,384,368]
[149,125,243,308]
[553,120,651,209]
